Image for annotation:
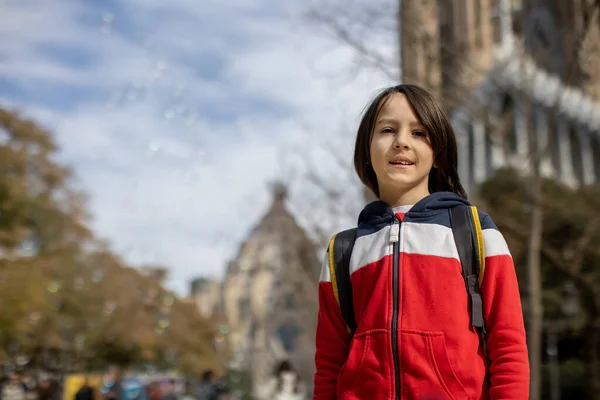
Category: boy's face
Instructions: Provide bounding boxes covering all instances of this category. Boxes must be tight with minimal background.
[369,93,434,204]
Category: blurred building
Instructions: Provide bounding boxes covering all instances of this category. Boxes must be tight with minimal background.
[190,183,320,393]
[190,277,222,320]
[401,0,600,193]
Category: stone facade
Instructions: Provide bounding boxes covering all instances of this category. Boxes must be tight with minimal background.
[190,278,222,320]
[190,184,320,396]
[401,0,600,193]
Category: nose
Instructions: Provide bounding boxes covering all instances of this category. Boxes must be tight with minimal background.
[392,131,410,149]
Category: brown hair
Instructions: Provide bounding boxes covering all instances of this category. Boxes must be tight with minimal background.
[353,84,467,199]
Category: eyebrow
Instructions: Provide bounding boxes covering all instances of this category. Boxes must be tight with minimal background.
[376,117,397,125]
[376,117,425,128]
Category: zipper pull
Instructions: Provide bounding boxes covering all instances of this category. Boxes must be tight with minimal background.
[389,222,399,243]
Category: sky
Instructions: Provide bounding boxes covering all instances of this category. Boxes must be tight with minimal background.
[0,0,396,295]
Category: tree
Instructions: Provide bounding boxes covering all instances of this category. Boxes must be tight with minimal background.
[479,168,600,399]
[0,107,94,367]
[0,107,221,375]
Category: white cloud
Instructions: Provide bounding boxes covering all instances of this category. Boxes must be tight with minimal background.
[0,0,395,295]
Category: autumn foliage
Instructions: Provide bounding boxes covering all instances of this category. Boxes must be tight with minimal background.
[0,107,220,375]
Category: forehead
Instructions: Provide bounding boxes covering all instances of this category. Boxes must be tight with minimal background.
[377,93,419,122]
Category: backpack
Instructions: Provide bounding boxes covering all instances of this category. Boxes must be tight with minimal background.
[327,205,490,368]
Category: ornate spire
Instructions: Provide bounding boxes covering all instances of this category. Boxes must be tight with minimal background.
[270,181,288,203]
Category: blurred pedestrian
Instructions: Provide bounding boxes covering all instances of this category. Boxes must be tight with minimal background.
[2,373,25,400]
[257,360,305,400]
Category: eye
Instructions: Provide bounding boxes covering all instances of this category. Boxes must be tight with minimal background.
[413,130,427,137]
[381,127,394,134]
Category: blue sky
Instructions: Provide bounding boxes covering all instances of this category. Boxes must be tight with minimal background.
[0,0,394,294]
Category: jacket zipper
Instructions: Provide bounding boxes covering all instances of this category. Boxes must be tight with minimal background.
[390,218,401,400]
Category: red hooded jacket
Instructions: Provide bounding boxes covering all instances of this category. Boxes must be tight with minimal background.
[313,192,529,400]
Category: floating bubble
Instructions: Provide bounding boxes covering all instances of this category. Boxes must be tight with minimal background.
[171,85,185,98]
[213,335,225,345]
[74,276,85,291]
[165,348,177,362]
[8,343,19,355]
[125,88,138,101]
[106,89,124,108]
[160,305,171,315]
[156,60,168,71]
[16,228,40,258]
[121,199,136,213]
[163,108,175,119]
[230,373,241,384]
[148,140,161,153]
[184,114,197,127]
[163,294,175,306]
[196,148,206,158]
[143,39,155,51]
[103,301,117,316]
[183,170,198,184]
[157,318,169,329]
[47,282,60,293]
[146,71,162,85]
[18,239,38,256]
[53,299,65,311]
[75,334,86,350]
[92,268,104,284]
[175,104,187,116]
[15,355,29,367]
[102,12,115,24]
[219,325,231,335]
[28,312,41,325]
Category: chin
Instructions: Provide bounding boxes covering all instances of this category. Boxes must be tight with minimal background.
[383,178,416,188]
[387,173,416,184]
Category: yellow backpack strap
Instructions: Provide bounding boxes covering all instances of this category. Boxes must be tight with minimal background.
[327,229,358,335]
[469,206,486,287]
[327,234,342,309]
[450,204,490,371]
[449,205,485,331]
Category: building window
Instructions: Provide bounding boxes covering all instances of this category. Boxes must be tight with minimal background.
[491,0,501,44]
[238,298,251,318]
[591,132,600,181]
[468,122,475,186]
[438,0,454,93]
[285,294,295,310]
[475,0,483,49]
[485,123,493,173]
[569,125,584,185]
[500,94,517,154]
[546,111,560,175]
[276,323,300,352]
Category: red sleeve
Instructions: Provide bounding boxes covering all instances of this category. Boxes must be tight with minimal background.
[313,250,351,400]
[480,215,530,400]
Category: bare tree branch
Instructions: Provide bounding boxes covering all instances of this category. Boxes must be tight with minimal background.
[564,216,600,273]
[307,10,397,79]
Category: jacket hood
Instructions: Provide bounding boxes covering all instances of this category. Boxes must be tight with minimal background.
[357,191,471,226]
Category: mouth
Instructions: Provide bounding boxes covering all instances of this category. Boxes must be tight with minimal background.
[389,157,414,167]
